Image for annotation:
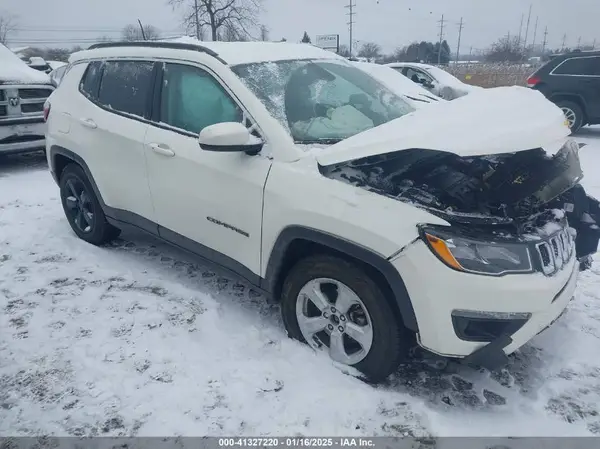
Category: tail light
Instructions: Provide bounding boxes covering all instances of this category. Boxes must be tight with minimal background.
[43,101,51,122]
[527,76,541,88]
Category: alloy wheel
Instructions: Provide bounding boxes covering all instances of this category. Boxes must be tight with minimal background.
[295,277,373,365]
[561,106,577,129]
[64,178,94,233]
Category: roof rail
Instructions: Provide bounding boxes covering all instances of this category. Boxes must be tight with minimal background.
[86,41,227,64]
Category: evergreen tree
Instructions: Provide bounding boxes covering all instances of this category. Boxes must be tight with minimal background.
[301,31,311,44]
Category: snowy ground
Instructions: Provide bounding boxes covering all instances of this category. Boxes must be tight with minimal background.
[2,128,600,437]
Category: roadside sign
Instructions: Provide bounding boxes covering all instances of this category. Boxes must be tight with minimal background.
[315,34,340,52]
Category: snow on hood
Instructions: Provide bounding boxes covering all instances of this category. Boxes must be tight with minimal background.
[315,86,570,166]
[0,44,51,84]
[353,61,443,107]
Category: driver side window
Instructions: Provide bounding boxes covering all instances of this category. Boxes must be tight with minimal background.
[406,67,433,85]
[160,63,243,135]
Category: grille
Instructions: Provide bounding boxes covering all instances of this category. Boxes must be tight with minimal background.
[21,103,44,113]
[18,88,52,99]
[536,228,575,276]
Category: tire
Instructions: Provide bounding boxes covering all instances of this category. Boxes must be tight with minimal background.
[280,254,411,382]
[59,163,121,245]
[556,100,584,133]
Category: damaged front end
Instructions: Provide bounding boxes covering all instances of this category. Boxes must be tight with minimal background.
[321,140,600,271]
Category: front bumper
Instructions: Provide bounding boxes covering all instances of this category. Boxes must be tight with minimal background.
[392,239,578,369]
[0,119,46,155]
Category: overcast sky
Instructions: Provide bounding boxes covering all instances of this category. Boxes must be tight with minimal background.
[4,0,599,55]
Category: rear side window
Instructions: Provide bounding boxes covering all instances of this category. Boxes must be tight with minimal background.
[553,57,600,76]
[79,61,103,99]
[97,61,154,118]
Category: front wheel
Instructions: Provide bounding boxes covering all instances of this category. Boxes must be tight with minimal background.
[280,255,411,382]
[557,100,584,133]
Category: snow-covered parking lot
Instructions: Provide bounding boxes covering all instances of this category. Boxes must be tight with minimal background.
[2,128,600,437]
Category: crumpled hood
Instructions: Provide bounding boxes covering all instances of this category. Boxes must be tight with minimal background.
[315,86,570,166]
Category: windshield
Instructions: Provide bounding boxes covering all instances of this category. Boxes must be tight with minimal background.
[231,59,414,144]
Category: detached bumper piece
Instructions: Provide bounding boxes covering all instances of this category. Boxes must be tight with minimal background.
[452,310,530,371]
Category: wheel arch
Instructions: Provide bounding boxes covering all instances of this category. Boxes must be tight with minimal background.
[549,93,589,123]
[262,226,419,332]
[49,145,106,208]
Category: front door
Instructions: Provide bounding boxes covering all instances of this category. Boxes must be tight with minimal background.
[144,62,272,279]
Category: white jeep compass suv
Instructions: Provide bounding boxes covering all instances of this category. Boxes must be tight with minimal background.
[45,40,600,381]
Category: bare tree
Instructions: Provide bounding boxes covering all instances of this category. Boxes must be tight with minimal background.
[337,44,351,58]
[121,24,161,41]
[222,22,248,41]
[168,0,262,41]
[259,24,269,41]
[485,35,527,62]
[0,12,17,45]
[358,42,381,60]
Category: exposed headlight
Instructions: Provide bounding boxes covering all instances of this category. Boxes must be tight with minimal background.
[420,226,533,276]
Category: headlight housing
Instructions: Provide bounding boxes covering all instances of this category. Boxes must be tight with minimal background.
[420,226,534,276]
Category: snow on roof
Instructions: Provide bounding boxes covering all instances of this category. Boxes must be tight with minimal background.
[74,36,342,66]
[165,37,345,65]
[0,44,51,84]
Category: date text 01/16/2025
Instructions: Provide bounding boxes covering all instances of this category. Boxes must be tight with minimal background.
[218,438,375,447]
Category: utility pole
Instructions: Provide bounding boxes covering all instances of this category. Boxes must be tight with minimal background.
[469,46,473,62]
[194,0,201,40]
[455,17,464,63]
[523,4,532,51]
[531,16,539,51]
[577,36,582,49]
[517,13,524,47]
[437,14,445,64]
[562,33,567,51]
[593,39,597,50]
[541,26,548,55]
[345,0,356,57]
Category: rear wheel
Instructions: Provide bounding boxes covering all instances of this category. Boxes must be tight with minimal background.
[557,100,584,132]
[59,164,120,245]
[280,255,411,382]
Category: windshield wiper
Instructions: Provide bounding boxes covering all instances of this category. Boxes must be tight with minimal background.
[296,138,343,145]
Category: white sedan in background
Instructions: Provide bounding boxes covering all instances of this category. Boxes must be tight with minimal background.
[386,62,480,100]
[353,61,445,109]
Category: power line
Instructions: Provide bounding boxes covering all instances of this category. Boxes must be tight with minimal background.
[344,0,356,57]
[455,17,464,62]
[437,13,445,64]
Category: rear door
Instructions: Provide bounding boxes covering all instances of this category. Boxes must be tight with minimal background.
[550,56,600,120]
[68,60,156,225]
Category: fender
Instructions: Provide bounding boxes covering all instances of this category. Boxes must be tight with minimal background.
[263,226,419,332]
[548,91,590,113]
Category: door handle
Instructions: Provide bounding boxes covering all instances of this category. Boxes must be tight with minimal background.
[149,143,175,157]
[79,118,97,129]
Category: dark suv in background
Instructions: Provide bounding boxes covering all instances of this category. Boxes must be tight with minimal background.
[528,51,600,132]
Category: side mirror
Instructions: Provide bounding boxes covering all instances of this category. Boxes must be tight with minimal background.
[198,122,263,155]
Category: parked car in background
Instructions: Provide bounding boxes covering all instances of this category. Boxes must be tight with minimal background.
[527,50,600,132]
[353,61,444,109]
[46,40,598,381]
[49,63,69,87]
[387,62,480,100]
[0,44,54,156]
